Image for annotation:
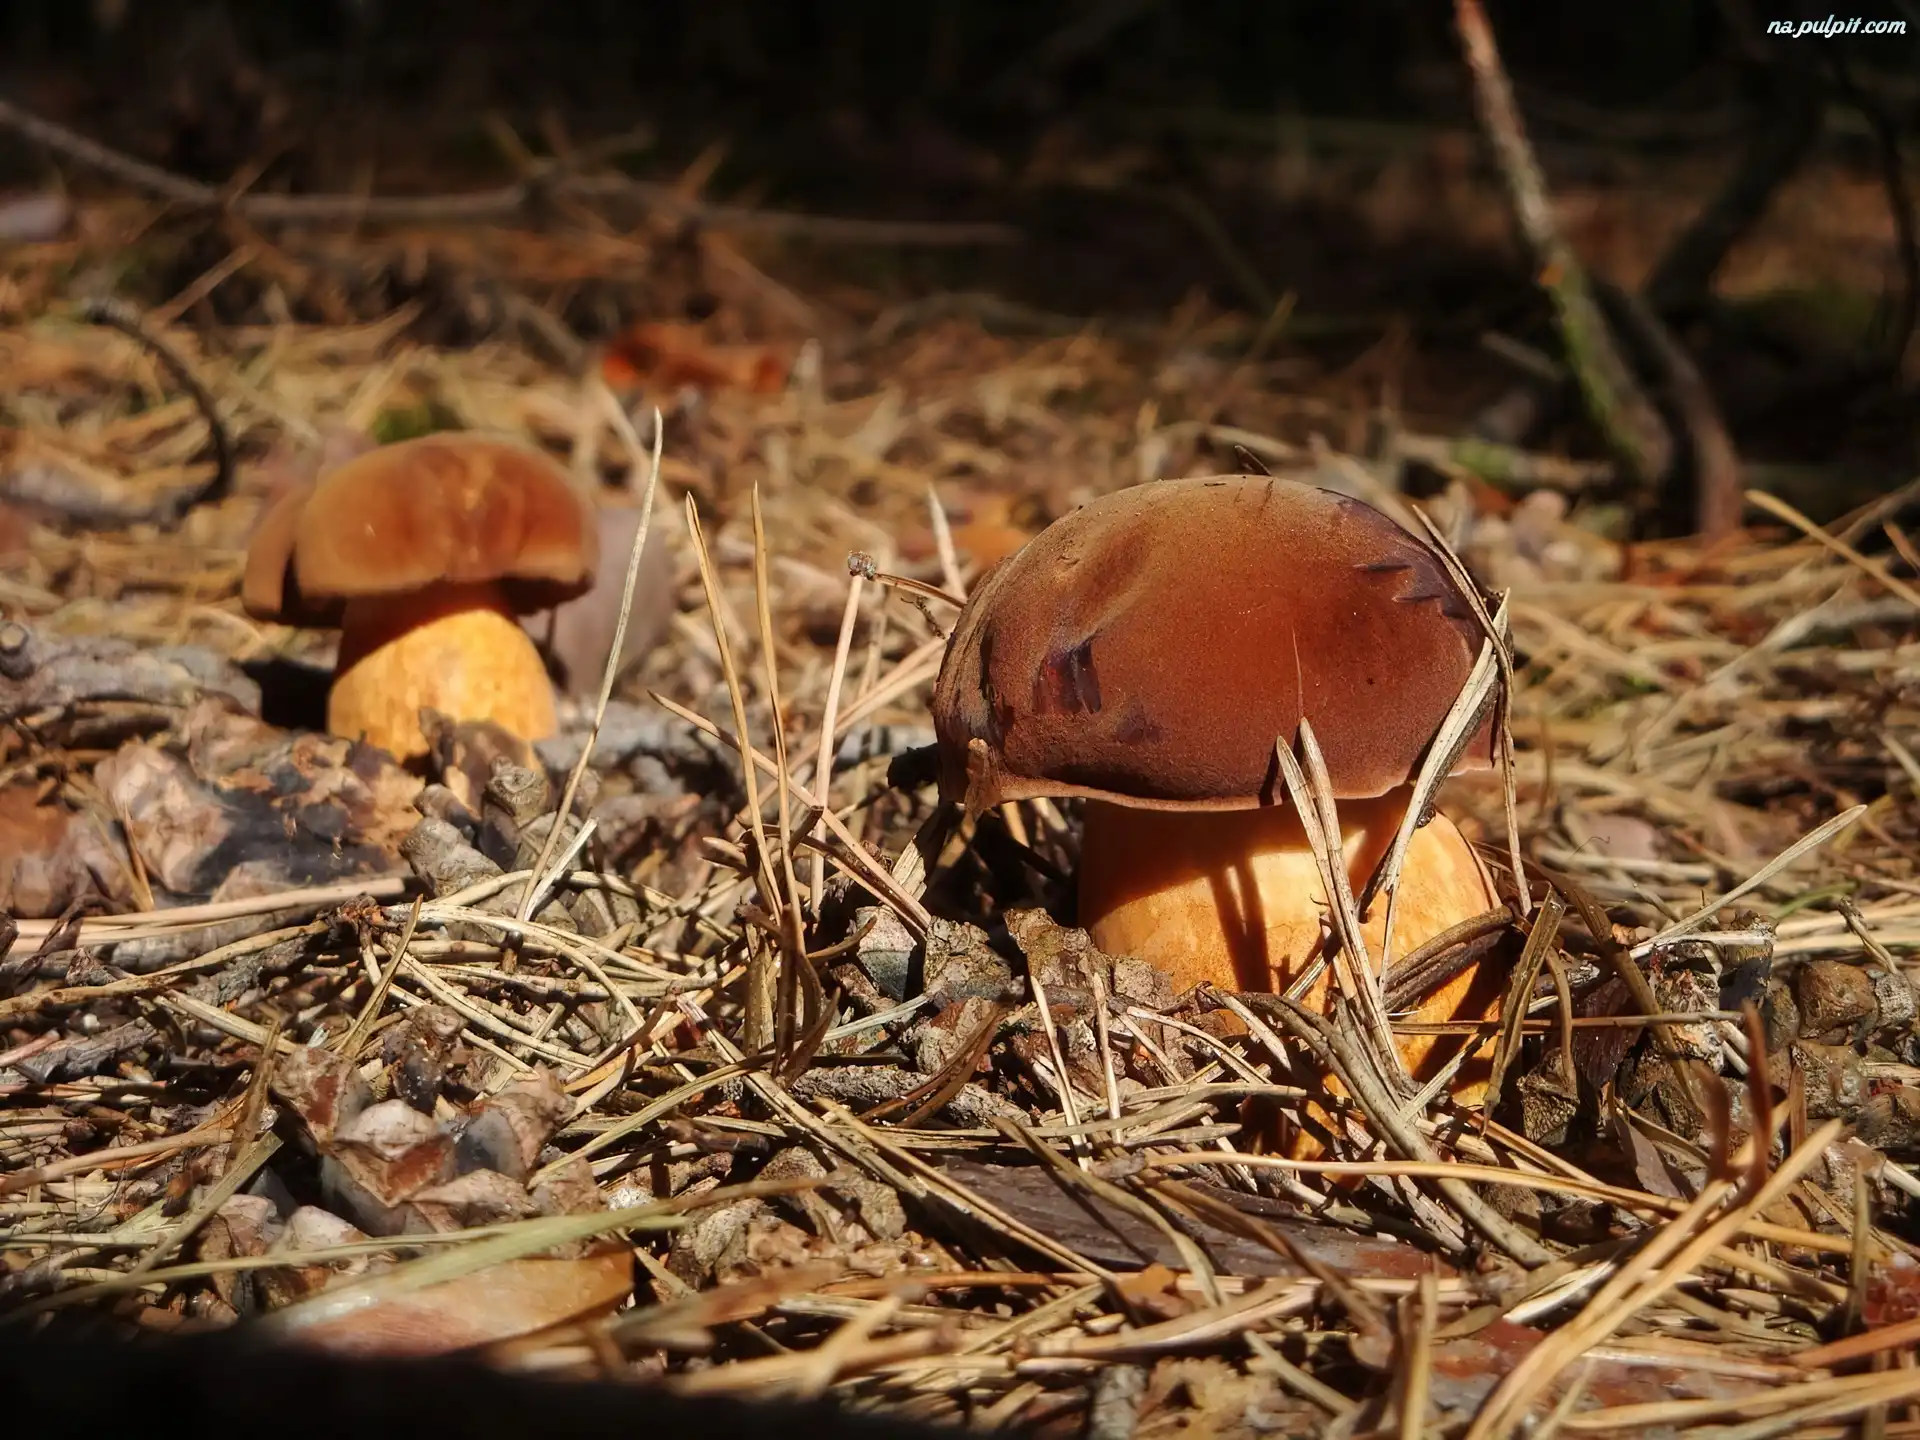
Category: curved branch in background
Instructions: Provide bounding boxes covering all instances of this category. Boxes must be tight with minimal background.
[78,297,235,520]
[1644,67,1823,314]
[1452,0,1676,496]
[1826,53,1920,376]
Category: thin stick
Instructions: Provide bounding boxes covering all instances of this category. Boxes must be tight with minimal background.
[342,896,423,1059]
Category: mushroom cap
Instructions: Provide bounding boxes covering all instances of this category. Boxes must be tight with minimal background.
[930,475,1497,815]
[241,434,598,627]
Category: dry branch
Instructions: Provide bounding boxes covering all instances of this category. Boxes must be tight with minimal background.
[0,96,1019,248]
[1453,0,1674,491]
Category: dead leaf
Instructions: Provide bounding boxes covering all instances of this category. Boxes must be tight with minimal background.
[95,697,419,898]
[197,1194,282,1312]
[456,1069,570,1181]
[271,1044,373,1145]
[400,1168,541,1235]
[0,785,130,917]
[256,1205,391,1311]
[321,1098,458,1235]
[601,320,789,396]
[276,1247,634,1358]
[0,627,260,727]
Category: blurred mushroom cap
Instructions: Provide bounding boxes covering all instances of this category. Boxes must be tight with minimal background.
[241,434,598,627]
[520,500,678,698]
[930,475,1496,815]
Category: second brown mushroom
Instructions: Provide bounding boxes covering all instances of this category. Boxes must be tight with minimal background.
[930,474,1505,1094]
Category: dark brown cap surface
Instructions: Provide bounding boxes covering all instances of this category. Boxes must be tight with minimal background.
[930,475,1497,814]
[241,434,597,626]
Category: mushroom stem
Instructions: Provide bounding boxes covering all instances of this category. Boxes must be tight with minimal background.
[1076,786,1503,1090]
[328,580,559,762]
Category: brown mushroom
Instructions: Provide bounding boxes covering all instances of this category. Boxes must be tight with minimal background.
[242,434,597,763]
[930,474,1504,1092]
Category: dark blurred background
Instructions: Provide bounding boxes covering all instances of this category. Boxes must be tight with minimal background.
[2,0,1916,505]
[0,0,1900,216]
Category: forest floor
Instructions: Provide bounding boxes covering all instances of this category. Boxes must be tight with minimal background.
[2,120,1920,1437]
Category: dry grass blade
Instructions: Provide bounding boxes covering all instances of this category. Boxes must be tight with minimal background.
[926,482,966,600]
[749,483,815,1071]
[1371,630,1501,972]
[1383,906,1513,1015]
[1746,487,1920,611]
[1635,804,1867,952]
[684,494,785,1049]
[1561,1370,1920,1437]
[809,568,865,913]
[866,1002,1003,1128]
[1219,990,1552,1264]
[517,396,663,923]
[1405,514,1527,915]
[1792,1312,1920,1370]
[1086,957,1123,1124]
[649,692,933,932]
[121,1134,281,1286]
[1137,1149,1706,1215]
[8,876,413,946]
[999,1118,1225,1308]
[1026,966,1087,1150]
[822,1107,1114,1281]
[0,1126,235,1197]
[1398,1272,1438,1440]
[1480,888,1566,1121]
[1271,721,1406,1097]
[1463,1118,1847,1440]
